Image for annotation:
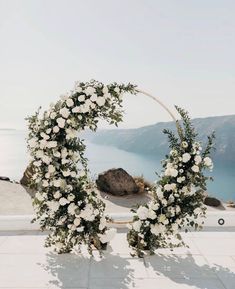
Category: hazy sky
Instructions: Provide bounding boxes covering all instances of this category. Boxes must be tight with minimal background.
[0,0,235,129]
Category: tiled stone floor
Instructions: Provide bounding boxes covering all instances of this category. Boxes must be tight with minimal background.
[0,228,234,289]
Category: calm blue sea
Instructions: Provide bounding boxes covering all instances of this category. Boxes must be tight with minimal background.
[0,130,234,201]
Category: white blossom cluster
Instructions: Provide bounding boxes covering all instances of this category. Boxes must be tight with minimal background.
[27,80,137,253]
[127,108,215,257]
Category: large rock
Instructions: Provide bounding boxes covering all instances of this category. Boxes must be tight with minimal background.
[204,196,221,207]
[20,163,35,187]
[96,168,139,196]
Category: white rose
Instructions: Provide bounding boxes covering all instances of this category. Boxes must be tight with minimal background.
[132,220,142,232]
[195,155,202,164]
[54,179,62,187]
[78,94,85,102]
[96,97,105,107]
[62,170,70,177]
[72,106,81,113]
[150,223,165,235]
[53,126,60,133]
[47,141,57,148]
[35,192,44,201]
[204,157,213,167]
[156,187,164,199]
[48,164,55,174]
[54,191,62,199]
[90,94,97,102]
[136,206,149,220]
[85,86,96,95]
[148,209,157,220]
[114,87,120,93]
[74,218,81,226]
[42,155,51,164]
[165,168,178,177]
[80,104,90,113]
[59,107,70,119]
[66,98,74,107]
[40,132,50,140]
[50,112,56,119]
[102,86,109,94]
[28,138,38,148]
[99,216,107,230]
[53,151,60,158]
[56,117,66,128]
[192,165,199,173]
[182,153,191,163]
[48,201,59,212]
[59,197,69,206]
[67,203,77,215]
[36,150,44,158]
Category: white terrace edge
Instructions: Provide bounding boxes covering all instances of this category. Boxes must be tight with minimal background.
[0,211,234,231]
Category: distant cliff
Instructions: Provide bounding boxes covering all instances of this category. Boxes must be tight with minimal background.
[85,115,235,163]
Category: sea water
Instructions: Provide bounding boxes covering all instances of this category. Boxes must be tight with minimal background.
[0,130,234,201]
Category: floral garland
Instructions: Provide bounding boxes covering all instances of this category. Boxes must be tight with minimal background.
[127,107,215,257]
[27,80,137,253]
[27,80,215,257]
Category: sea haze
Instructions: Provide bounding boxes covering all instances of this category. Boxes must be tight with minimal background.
[0,128,234,201]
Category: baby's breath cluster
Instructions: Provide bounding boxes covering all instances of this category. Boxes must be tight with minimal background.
[27,80,137,254]
[127,107,215,257]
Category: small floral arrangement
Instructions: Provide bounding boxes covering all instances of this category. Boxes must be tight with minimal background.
[27,80,136,254]
[127,107,215,257]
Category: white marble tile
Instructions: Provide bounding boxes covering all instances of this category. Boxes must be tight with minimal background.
[0,253,90,288]
[193,237,235,256]
[89,276,225,289]
[90,254,148,279]
[144,254,217,279]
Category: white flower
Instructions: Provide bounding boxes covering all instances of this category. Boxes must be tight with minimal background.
[53,126,60,133]
[66,98,74,107]
[195,155,202,165]
[193,207,201,215]
[77,226,84,232]
[80,204,95,221]
[40,132,50,140]
[204,157,213,167]
[62,170,70,177]
[47,201,59,212]
[90,94,97,102]
[150,223,165,235]
[28,138,38,148]
[53,151,61,158]
[85,86,96,95]
[156,187,164,199]
[67,203,77,215]
[171,223,179,232]
[47,141,57,148]
[56,117,66,128]
[99,216,107,230]
[132,220,142,232]
[182,153,191,163]
[59,197,69,206]
[96,97,105,107]
[165,167,178,177]
[164,183,176,192]
[99,228,117,244]
[72,106,80,113]
[35,192,44,201]
[80,104,90,113]
[78,94,85,102]
[181,141,188,148]
[60,107,70,119]
[48,165,55,174]
[102,86,109,94]
[147,209,157,220]
[136,206,149,220]
[192,165,199,173]
[149,201,159,211]
[41,155,51,165]
[114,87,120,93]
[66,128,77,140]
[177,176,185,183]
[50,112,57,119]
[73,218,81,226]
[54,191,62,199]
[36,150,44,158]
[54,179,62,187]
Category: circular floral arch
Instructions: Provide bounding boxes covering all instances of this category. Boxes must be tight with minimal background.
[27,80,214,257]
